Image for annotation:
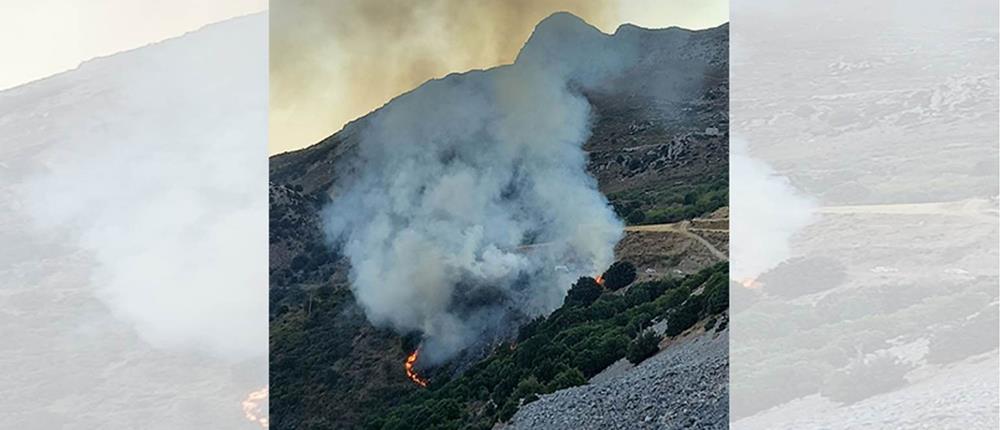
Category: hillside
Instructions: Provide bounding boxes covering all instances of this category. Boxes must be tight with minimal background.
[269,14,728,429]
[371,263,729,429]
[269,20,728,225]
[507,324,728,430]
[728,4,997,427]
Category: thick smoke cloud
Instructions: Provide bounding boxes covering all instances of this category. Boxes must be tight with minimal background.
[324,13,633,364]
[730,138,816,281]
[270,0,618,153]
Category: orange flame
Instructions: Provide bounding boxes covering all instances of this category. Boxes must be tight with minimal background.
[738,278,762,289]
[405,349,429,387]
[241,386,269,428]
[595,274,605,286]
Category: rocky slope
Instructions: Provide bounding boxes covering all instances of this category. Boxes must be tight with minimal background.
[728,4,997,425]
[507,325,728,430]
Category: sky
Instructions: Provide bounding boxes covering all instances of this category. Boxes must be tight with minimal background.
[0,0,265,91]
[270,0,729,154]
[0,0,727,155]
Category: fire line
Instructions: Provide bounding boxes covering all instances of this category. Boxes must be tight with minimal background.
[405,349,429,387]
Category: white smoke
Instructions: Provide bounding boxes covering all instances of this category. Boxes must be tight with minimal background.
[730,137,816,281]
[324,13,633,363]
[13,15,268,361]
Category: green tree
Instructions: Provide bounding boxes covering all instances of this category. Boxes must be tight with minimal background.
[497,398,519,423]
[626,330,662,364]
[513,376,545,401]
[820,354,914,404]
[547,367,587,392]
[564,277,602,307]
[703,273,729,314]
[602,261,637,290]
[626,210,646,225]
[665,297,702,336]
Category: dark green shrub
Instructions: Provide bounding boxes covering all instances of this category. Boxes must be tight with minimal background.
[703,272,729,314]
[820,353,913,404]
[366,264,729,429]
[665,297,702,336]
[926,306,999,364]
[497,399,518,422]
[547,367,586,392]
[758,257,846,298]
[513,376,545,401]
[626,210,646,224]
[564,277,602,307]
[602,261,637,290]
[626,331,662,364]
[290,254,308,271]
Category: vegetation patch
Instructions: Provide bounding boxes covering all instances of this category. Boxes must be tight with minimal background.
[367,262,729,430]
[610,176,728,226]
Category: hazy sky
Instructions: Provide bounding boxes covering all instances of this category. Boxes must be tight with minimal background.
[270,0,728,154]
[0,0,265,91]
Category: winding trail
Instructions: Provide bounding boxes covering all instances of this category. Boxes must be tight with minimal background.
[626,220,729,262]
[620,197,999,265]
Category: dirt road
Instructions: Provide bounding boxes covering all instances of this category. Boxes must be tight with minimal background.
[816,197,998,220]
[626,221,729,261]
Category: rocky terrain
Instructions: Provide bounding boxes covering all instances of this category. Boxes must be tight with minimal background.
[735,351,997,429]
[507,325,728,430]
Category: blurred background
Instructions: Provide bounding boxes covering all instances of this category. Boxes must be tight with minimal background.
[0,1,269,428]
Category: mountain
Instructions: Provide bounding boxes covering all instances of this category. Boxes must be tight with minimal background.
[270,16,727,220]
[269,13,728,429]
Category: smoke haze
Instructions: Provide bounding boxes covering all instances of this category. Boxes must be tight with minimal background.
[324,13,634,364]
[15,15,268,361]
[269,0,728,153]
[730,138,816,281]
